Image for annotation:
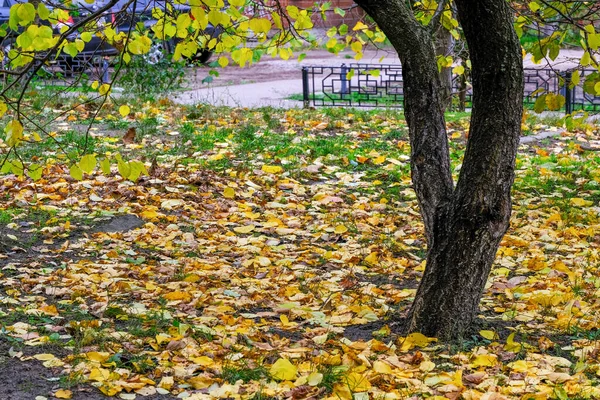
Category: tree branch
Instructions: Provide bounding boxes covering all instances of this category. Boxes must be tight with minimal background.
[428,0,447,34]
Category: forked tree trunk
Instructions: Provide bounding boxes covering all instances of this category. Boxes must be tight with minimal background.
[354,0,523,338]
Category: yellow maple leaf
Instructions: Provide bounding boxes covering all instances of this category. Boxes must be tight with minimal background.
[98,383,121,396]
[184,274,201,283]
[155,334,171,345]
[419,360,436,372]
[43,358,65,367]
[551,261,575,282]
[332,383,353,400]
[270,358,297,381]
[526,256,547,271]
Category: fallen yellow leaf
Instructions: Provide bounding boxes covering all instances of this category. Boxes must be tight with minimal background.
[307,371,323,386]
[479,330,498,340]
[372,155,386,164]
[87,352,110,363]
[400,332,436,351]
[270,358,297,381]
[140,207,159,220]
[163,291,192,302]
[191,356,214,366]
[334,225,348,234]
[262,165,283,174]
[233,225,255,234]
[346,372,371,392]
[54,389,72,399]
[223,187,235,199]
[33,353,55,361]
[373,360,393,374]
[570,197,593,207]
[471,354,497,367]
[364,252,378,265]
[159,376,174,390]
[89,367,110,382]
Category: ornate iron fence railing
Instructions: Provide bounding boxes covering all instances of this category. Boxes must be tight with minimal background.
[301,64,600,114]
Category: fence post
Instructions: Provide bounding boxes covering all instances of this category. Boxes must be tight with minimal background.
[102,58,110,83]
[302,67,310,108]
[563,71,572,115]
[340,63,349,96]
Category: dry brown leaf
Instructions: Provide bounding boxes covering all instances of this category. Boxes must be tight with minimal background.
[123,127,136,144]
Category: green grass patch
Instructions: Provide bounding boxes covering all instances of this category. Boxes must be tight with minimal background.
[221,363,270,384]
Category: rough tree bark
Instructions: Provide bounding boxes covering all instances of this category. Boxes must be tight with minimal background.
[354,0,523,338]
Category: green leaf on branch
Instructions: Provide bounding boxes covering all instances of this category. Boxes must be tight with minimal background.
[100,158,111,175]
[545,93,565,111]
[118,160,131,179]
[69,164,83,181]
[27,164,43,181]
[5,119,24,147]
[534,94,547,113]
[79,154,97,174]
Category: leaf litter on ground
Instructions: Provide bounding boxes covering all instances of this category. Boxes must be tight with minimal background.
[1,104,600,399]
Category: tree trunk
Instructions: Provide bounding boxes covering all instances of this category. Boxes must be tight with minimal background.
[435,26,454,112]
[353,0,453,246]
[355,0,523,338]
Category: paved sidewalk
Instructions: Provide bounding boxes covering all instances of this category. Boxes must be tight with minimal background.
[172,79,304,108]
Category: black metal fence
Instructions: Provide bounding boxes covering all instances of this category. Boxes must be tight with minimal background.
[14,55,111,87]
[301,64,600,114]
